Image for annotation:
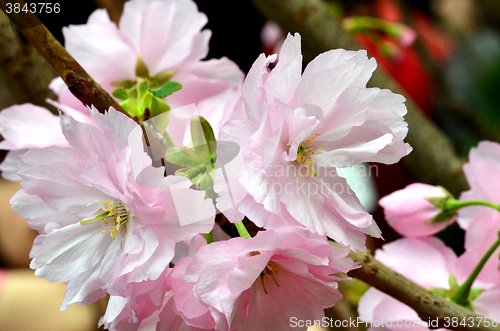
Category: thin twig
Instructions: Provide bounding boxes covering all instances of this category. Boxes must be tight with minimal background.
[249,0,468,196]
[348,250,500,331]
[0,0,129,117]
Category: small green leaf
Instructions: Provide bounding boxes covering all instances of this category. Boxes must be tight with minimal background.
[183,163,207,180]
[427,210,456,224]
[149,96,170,116]
[139,81,149,96]
[449,274,459,290]
[148,70,176,89]
[113,79,137,89]
[135,56,150,78]
[427,197,446,208]
[112,88,129,101]
[165,147,200,168]
[152,81,182,98]
[124,98,139,117]
[468,288,484,302]
[190,116,216,161]
[198,171,217,199]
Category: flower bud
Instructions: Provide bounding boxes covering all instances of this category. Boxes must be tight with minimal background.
[379,183,456,237]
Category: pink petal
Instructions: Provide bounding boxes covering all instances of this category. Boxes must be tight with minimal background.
[136,0,208,75]
[375,238,453,289]
[63,15,137,83]
[263,33,302,103]
[0,104,66,149]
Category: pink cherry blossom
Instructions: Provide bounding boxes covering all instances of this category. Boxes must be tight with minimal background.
[177,227,354,331]
[0,104,69,181]
[10,107,215,309]
[218,33,411,250]
[457,141,500,284]
[99,266,172,331]
[358,237,500,330]
[458,141,500,230]
[159,235,216,331]
[379,183,455,238]
[101,235,215,331]
[60,0,244,144]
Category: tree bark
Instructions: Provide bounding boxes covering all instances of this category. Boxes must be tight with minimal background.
[348,250,500,331]
[0,0,128,117]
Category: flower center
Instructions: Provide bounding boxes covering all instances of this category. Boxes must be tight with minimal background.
[259,261,281,294]
[80,200,130,240]
[296,133,323,177]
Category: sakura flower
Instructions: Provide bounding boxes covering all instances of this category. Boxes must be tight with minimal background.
[358,238,500,330]
[0,104,68,181]
[456,141,500,285]
[218,33,411,250]
[59,0,244,144]
[10,107,215,309]
[99,267,172,331]
[158,235,216,331]
[379,183,456,238]
[178,227,354,331]
[102,235,215,331]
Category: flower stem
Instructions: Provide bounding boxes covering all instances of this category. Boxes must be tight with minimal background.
[162,131,176,148]
[234,222,252,239]
[444,199,500,212]
[450,233,500,306]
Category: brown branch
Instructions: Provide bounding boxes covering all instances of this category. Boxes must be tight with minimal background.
[249,0,468,196]
[348,250,500,331]
[0,0,129,117]
[0,11,57,110]
[93,0,126,24]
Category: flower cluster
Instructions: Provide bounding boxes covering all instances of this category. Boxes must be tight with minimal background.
[0,0,418,330]
[361,141,500,330]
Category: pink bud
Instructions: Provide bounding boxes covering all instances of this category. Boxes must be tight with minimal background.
[379,183,455,237]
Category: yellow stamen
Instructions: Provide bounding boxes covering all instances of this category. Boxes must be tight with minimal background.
[80,200,130,240]
[258,261,282,294]
[294,133,323,177]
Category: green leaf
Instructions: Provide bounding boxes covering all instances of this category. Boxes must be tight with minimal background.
[190,116,216,161]
[112,88,129,101]
[165,147,200,168]
[198,171,217,199]
[113,79,137,89]
[448,274,459,290]
[183,163,207,180]
[152,81,182,98]
[139,81,149,96]
[135,56,150,78]
[124,98,139,117]
[468,288,484,302]
[148,71,176,89]
[149,96,170,116]
[427,210,456,224]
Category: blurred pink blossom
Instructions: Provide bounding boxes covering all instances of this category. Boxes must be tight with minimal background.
[457,140,500,286]
[359,237,500,330]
